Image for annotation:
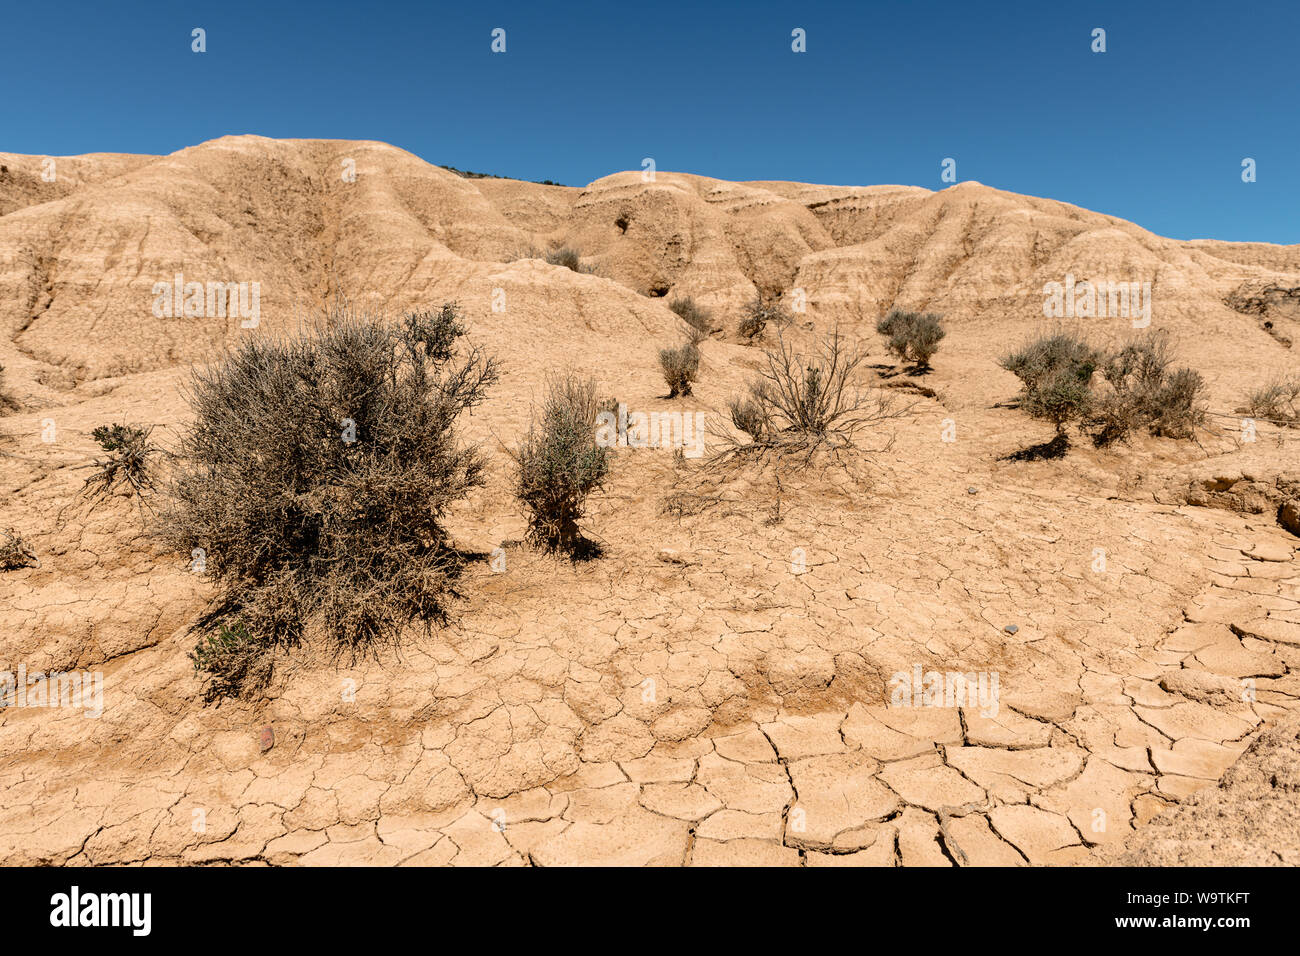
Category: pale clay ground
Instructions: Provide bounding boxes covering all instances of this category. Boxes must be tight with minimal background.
[0,137,1298,866]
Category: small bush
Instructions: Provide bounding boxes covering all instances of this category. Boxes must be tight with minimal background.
[0,528,38,571]
[1000,328,1102,437]
[669,297,714,336]
[723,327,900,453]
[1088,337,1206,445]
[738,295,791,340]
[512,372,610,556]
[162,301,498,698]
[728,393,771,442]
[81,423,158,505]
[546,247,583,272]
[189,620,274,702]
[506,244,545,262]
[1242,377,1300,427]
[876,309,946,369]
[659,340,701,398]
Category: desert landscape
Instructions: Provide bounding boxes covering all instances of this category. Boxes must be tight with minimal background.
[1,134,1298,867]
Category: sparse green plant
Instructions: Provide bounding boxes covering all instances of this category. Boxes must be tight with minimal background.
[1241,376,1300,427]
[161,301,498,699]
[0,528,38,571]
[512,371,610,557]
[876,308,946,370]
[80,423,158,505]
[669,296,714,336]
[189,620,274,702]
[659,339,701,398]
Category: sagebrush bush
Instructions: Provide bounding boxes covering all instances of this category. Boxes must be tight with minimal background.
[1000,328,1102,436]
[512,372,610,556]
[738,295,790,340]
[659,340,701,398]
[876,309,946,369]
[81,423,158,505]
[1241,377,1300,427]
[669,297,714,335]
[0,528,38,571]
[724,327,899,453]
[1090,337,1205,444]
[162,301,498,698]
[546,247,582,272]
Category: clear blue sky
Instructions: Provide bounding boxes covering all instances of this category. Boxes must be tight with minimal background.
[2,0,1295,243]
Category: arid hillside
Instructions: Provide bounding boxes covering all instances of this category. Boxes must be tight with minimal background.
[1,136,1298,866]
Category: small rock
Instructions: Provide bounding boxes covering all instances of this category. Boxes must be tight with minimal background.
[1004,624,1019,635]
[1280,499,1300,538]
[656,548,692,565]
[259,725,275,752]
[967,487,978,495]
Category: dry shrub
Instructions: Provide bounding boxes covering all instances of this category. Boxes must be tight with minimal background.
[876,308,946,369]
[1241,377,1300,427]
[546,247,582,272]
[728,393,771,442]
[162,301,498,698]
[738,295,791,340]
[721,326,902,454]
[1091,336,1206,445]
[512,371,610,557]
[0,528,38,571]
[659,339,701,398]
[669,296,714,335]
[80,423,158,506]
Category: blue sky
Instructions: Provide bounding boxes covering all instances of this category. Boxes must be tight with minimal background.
[2,0,1295,242]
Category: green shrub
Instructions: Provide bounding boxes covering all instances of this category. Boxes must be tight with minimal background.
[162,301,498,698]
[876,309,946,369]
[1000,328,1102,436]
[512,372,610,556]
[659,340,701,398]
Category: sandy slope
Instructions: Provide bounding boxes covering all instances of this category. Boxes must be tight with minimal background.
[0,136,1298,866]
